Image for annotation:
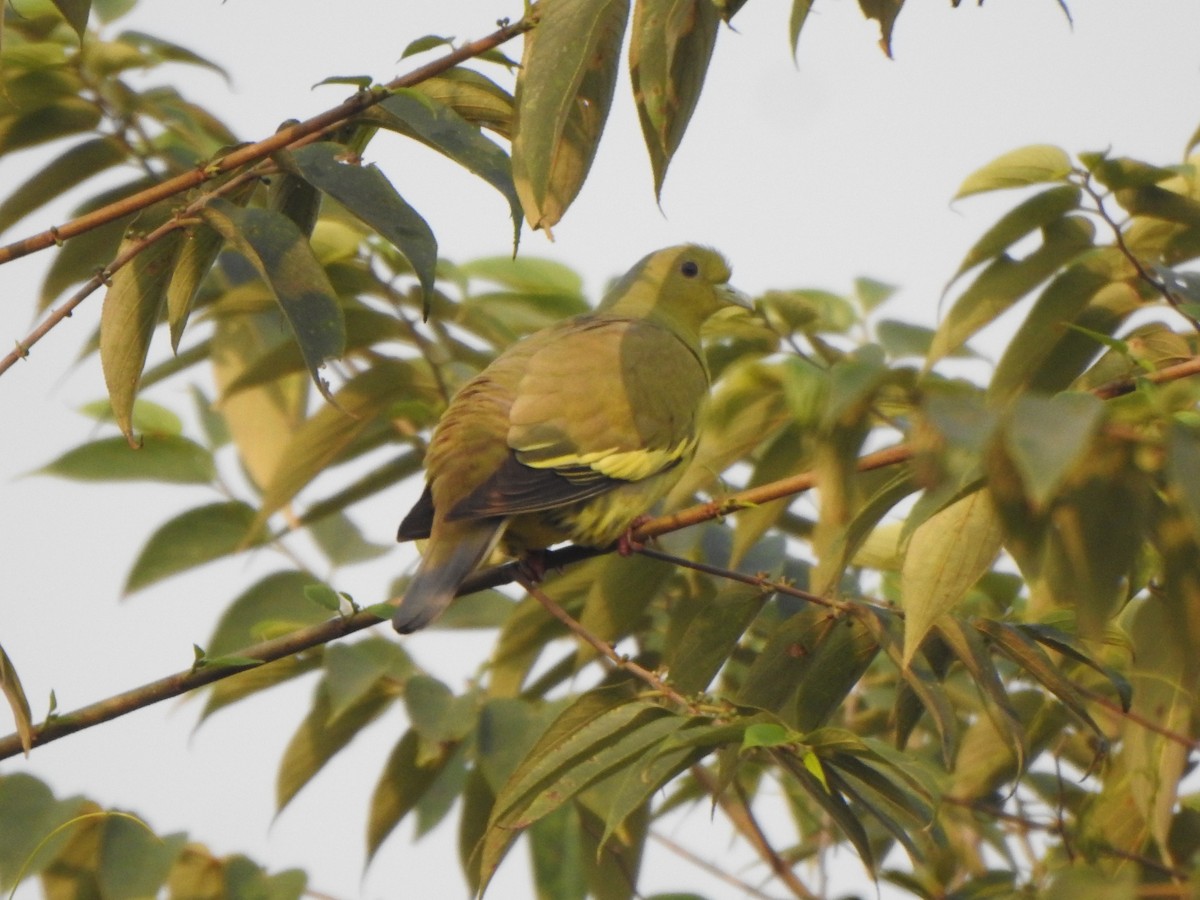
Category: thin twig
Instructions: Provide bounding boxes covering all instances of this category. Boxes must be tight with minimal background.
[1078,171,1200,333]
[690,765,818,900]
[0,169,259,377]
[649,830,778,900]
[515,573,695,710]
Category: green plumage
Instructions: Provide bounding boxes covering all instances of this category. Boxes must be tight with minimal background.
[393,244,748,633]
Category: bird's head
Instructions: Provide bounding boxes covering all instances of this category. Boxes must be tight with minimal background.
[599,244,751,337]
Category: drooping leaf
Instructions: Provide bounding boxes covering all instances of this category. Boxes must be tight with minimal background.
[1002,391,1104,508]
[790,0,813,58]
[99,217,186,441]
[166,221,225,351]
[276,676,398,813]
[200,200,346,399]
[281,141,437,310]
[412,67,515,139]
[511,0,629,231]
[857,0,905,57]
[49,0,90,40]
[927,216,1095,367]
[949,185,1082,284]
[371,90,522,249]
[901,490,1004,665]
[986,264,1112,406]
[210,306,309,492]
[251,359,436,529]
[0,136,125,234]
[629,0,720,199]
[0,643,33,756]
[36,434,214,484]
[123,501,265,595]
[955,144,1074,199]
[200,571,330,721]
[116,29,231,80]
[367,729,462,862]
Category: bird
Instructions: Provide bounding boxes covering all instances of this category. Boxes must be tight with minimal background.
[392,244,750,633]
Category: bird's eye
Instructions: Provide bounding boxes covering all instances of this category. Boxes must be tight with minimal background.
[681,260,699,278]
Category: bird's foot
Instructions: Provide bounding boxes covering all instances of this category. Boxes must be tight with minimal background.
[617,516,652,557]
[517,549,549,584]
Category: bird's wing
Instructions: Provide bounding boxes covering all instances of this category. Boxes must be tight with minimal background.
[446,316,707,522]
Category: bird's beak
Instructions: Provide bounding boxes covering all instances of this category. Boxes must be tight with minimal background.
[720,283,754,311]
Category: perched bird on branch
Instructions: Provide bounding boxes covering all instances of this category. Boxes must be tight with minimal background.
[393,244,750,633]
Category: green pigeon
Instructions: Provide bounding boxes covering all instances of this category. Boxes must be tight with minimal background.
[393,244,749,633]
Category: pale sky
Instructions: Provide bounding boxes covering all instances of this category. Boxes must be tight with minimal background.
[2,1,1199,897]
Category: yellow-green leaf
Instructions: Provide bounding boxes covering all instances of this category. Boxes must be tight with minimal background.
[0,643,33,756]
[282,141,437,310]
[630,0,720,198]
[99,224,186,441]
[36,434,214,484]
[124,501,265,595]
[901,490,1003,665]
[200,200,346,400]
[955,144,1074,199]
[511,0,629,231]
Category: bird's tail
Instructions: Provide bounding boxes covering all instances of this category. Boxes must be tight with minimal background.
[392,520,506,633]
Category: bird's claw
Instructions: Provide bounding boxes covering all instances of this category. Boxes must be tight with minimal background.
[618,516,651,557]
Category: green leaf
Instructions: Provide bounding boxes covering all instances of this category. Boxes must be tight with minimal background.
[527,803,586,900]
[98,817,186,899]
[477,691,654,888]
[742,722,794,749]
[0,97,101,154]
[901,490,1004,665]
[79,397,182,436]
[1003,391,1104,508]
[790,0,813,58]
[955,144,1074,198]
[200,571,329,721]
[665,578,769,694]
[325,639,412,723]
[949,185,1082,284]
[412,67,515,139]
[200,200,346,400]
[986,264,1112,406]
[629,0,720,198]
[37,434,214,483]
[857,0,904,57]
[974,619,1105,738]
[511,0,629,231]
[276,676,396,813]
[99,222,186,440]
[49,0,90,39]
[0,136,125,234]
[0,643,33,756]
[371,90,522,250]
[124,501,264,595]
[367,729,459,862]
[282,141,437,310]
[928,215,1094,367]
[0,774,89,887]
[116,29,231,80]
[1115,183,1200,227]
[401,34,454,57]
[404,674,475,744]
[251,359,435,529]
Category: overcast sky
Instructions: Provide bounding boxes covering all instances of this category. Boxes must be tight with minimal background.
[2,1,1199,897]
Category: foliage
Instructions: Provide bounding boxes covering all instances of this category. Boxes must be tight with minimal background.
[3,1,1200,899]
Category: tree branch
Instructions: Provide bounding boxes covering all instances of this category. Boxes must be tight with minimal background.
[7,338,1200,759]
[0,17,534,269]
